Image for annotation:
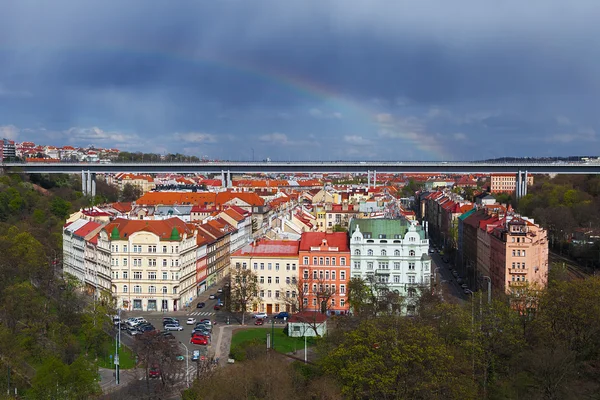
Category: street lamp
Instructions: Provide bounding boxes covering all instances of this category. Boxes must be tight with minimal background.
[179,342,190,388]
[481,276,491,305]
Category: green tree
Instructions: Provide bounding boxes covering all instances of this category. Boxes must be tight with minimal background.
[229,268,259,326]
[49,196,72,219]
[121,183,143,202]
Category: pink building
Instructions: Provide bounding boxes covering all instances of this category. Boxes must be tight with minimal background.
[489,217,548,295]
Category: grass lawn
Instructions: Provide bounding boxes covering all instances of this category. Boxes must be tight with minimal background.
[231,327,317,354]
[97,338,137,370]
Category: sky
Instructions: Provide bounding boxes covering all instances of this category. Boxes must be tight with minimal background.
[1,0,599,161]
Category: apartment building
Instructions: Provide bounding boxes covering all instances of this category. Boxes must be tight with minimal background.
[197,220,234,287]
[490,174,534,194]
[230,239,300,314]
[489,217,548,294]
[63,219,106,293]
[298,232,350,314]
[349,218,431,311]
[97,218,198,312]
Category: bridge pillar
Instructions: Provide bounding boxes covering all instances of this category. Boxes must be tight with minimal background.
[81,170,87,195]
[367,170,371,188]
[91,173,96,197]
[221,170,225,189]
[227,170,232,188]
[86,170,92,196]
[515,170,529,200]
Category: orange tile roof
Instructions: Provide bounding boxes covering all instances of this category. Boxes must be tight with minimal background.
[136,192,216,206]
[223,208,245,222]
[103,217,195,241]
[299,232,350,252]
[232,239,300,257]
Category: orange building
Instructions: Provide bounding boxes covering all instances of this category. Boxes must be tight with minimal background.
[490,174,534,194]
[298,232,350,315]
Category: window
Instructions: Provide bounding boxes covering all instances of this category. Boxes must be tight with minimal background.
[332,258,336,266]
[312,284,317,293]
[408,275,415,284]
[292,263,296,271]
[512,250,516,256]
[319,257,324,265]
[268,263,272,270]
[260,290,265,298]
[123,285,128,293]
[409,250,415,257]
[162,246,167,253]
[260,276,265,284]
[379,262,389,269]
[275,263,280,271]
[267,290,272,298]
[340,284,346,294]
[303,298,308,306]
[286,277,290,284]
[286,290,290,298]
[123,245,128,252]
[367,249,373,256]
[268,277,272,284]
[523,262,526,269]
[512,262,516,269]
[303,257,309,265]
[408,263,415,270]
[123,258,127,266]
[367,262,373,270]
[313,257,318,265]
[162,286,167,294]
[331,298,335,307]
[340,257,346,266]
[313,270,318,279]
[522,250,526,256]
[381,249,387,256]
[260,263,264,270]
[304,270,309,279]
[319,271,324,280]
[236,262,241,269]
[172,287,177,294]
[394,262,400,270]
[340,271,346,280]
[286,264,291,270]
[394,275,401,283]
[149,285,156,294]
[162,259,167,267]
[148,259,156,267]
[354,250,361,256]
[254,263,258,270]
[331,271,336,280]
[394,250,400,256]
[275,277,280,284]
[148,271,156,280]
[292,291,296,298]
[354,261,360,269]
[331,284,336,293]
[134,285,142,294]
[123,271,128,279]
[243,262,247,269]
[163,272,168,280]
[312,298,317,306]
[275,304,280,312]
[275,290,280,298]
[340,299,345,307]
[134,271,142,279]
[325,257,330,266]
[303,284,309,293]
[149,245,157,253]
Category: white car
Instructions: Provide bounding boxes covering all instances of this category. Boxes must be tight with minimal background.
[164,324,184,331]
[253,312,268,319]
[186,318,197,325]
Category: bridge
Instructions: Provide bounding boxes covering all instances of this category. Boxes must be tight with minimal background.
[2,160,599,198]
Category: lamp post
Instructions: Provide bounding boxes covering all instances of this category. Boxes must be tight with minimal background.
[482,275,491,305]
[179,342,190,388]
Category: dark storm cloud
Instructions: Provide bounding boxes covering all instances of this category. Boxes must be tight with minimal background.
[0,0,599,159]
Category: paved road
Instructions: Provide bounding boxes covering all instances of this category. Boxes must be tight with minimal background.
[430,250,468,303]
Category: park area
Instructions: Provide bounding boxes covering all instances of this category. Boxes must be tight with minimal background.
[230,327,317,358]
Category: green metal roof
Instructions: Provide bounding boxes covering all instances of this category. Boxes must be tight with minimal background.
[350,218,425,240]
[458,208,476,221]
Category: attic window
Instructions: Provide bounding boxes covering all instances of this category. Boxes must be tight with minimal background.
[379,234,386,239]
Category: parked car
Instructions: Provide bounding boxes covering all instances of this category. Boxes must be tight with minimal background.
[192,327,210,336]
[160,331,175,340]
[213,304,221,311]
[164,324,184,331]
[191,350,201,361]
[137,324,155,333]
[255,318,264,326]
[253,312,268,319]
[209,294,217,300]
[190,334,209,345]
[186,318,197,325]
[163,317,179,325]
[149,366,160,378]
[273,312,289,319]
[198,319,212,326]
[217,288,223,293]
[196,302,205,308]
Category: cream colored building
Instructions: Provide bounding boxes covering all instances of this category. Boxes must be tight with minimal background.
[97,218,198,311]
[230,239,300,315]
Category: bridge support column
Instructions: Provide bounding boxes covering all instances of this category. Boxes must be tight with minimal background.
[91,173,96,197]
[86,170,92,196]
[81,170,87,195]
[367,170,371,188]
[227,170,232,188]
[515,170,529,200]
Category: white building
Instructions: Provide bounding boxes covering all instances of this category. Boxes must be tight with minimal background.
[349,218,431,312]
[97,217,198,312]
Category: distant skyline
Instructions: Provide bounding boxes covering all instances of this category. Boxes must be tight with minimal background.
[1,1,599,161]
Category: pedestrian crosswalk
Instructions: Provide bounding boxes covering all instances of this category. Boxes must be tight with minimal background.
[188,311,214,316]
[138,365,197,382]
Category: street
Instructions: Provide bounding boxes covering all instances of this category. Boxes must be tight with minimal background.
[430,250,468,303]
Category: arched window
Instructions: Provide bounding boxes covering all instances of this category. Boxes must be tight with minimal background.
[355,249,361,256]
[394,250,400,256]
[162,286,168,294]
[381,249,387,256]
[409,250,415,257]
[123,285,128,293]
[367,249,373,256]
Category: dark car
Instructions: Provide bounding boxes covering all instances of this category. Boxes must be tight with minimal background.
[273,312,289,319]
[213,304,221,311]
[163,317,179,325]
[137,324,155,333]
[160,331,175,340]
[196,302,205,308]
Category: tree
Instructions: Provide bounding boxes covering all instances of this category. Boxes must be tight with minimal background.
[121,183,143,202]
[229,267,259,325]
[49,196,72,219]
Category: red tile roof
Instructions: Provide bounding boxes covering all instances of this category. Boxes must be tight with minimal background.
[73,220,102,237]
[103,217,195,241]
[299,232,349,252]
[232,239,300,257]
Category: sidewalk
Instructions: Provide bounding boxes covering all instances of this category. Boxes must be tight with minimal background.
[98,367,141,394]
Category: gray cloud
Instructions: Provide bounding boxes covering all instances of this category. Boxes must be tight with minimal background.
[0,0,599,159]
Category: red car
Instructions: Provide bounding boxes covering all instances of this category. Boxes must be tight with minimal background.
[213,304,221,311]
[190,334,208,345]
[149,366,160,378]
[255,318,264,326]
